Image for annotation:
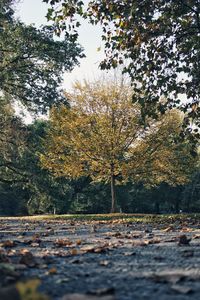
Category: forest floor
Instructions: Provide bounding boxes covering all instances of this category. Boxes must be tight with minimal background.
[1,214,200,300]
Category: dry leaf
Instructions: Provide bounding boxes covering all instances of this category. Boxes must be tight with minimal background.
[171,284,193,294]
[131,233,143,239]
[48,267,57,275]
[132,240,148,247]
[88,287,115,296]
[70,248,78,255]
[148,238,160,244]
[99,260,110,266]
[19,249,36,267]
[181,227,192,232]
[163,226,174,232]
[146,269,200,284]
[0,251,10,263]
[16,279,49,300]
[150,272,183,284]
[163,237,177,243]
[80,245,95,252]
[181,250,194,258]
[193,234,200,239]
[178,235,191,246]
[94,247,107,253]
[124,252,136,256]
[62,294,115,300]
[1,240,16,248]
[54,239,72,247]
[69,258,83,264]
[31,242,40,247]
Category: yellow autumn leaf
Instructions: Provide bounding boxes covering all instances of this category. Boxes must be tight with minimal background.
[16,279,49,300]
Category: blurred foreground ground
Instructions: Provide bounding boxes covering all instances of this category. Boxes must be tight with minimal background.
[0,214,200,300]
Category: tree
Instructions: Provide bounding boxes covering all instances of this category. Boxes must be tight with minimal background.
[40,80,195,212]
[0,101,28,185]
[0,99,31,216]
[43,0,200,143]
[25,120,74,215]
[0,0,84,213]
[0,0,84,112]
[182,162,200,212]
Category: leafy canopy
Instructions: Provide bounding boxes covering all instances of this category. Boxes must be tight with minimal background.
[0,0,84,112]
[43,0,200,140]
[40,80,195,187]
[0,100,28,185]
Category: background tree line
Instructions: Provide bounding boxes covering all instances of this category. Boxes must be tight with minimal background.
[0,0,199,216]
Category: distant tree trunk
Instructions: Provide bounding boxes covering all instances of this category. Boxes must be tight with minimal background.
[110,164,116,213]
[53,207,56,215]
[175,200,180,214]
[154,200,160,214]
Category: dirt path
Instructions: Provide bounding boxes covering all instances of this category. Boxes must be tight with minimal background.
[1,217,200,299]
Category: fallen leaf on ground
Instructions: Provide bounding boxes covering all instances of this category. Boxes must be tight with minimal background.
[68,258,83,264]
[99,260,110,266]
[150,272,183,284]
[70,248,78,255]
[62,294,115,300]
[48,267,57,275]
[80,244,108,253]
[145,269,200,284]
[0,251,10,263]
[181,250,194,258]
[162,226,174,232]
[181,227,192,232]
[16,279,49,300]
[132,240,148,247]
[171,284,193,294]
[19,249,36,267]
[30,242,40,247]
[144,227,152,233]
[132,233,143,238]
[148,238,161,244]
[54,239,73,247]
[193,234,200,239]
[124,251,136,256]
[76,239,82,245]
[1,240,16,248]
[178,235,191,246]
[163,237,177,243]
[89,287,115,296]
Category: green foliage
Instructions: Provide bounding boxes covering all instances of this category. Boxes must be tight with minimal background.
[0,0,84,112]
[182,169,200,212]
[41,80,196,213]
[0,0,84,215]
[69,179,111,213]
[0,101,28,185]
[24,120,74,214]
[43,0,200,143]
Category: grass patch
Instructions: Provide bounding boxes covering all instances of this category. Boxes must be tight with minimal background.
[0,213,200,224]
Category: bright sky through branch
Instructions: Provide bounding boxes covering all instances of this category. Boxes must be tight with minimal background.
[16,0,106,89]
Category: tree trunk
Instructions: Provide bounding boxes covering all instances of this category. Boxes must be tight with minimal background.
[110,164,116,213]
[154,200,160,214]
[175,200,179,214]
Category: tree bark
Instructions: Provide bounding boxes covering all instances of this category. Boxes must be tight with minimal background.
[154,200,160,214]
[110,164,116,213]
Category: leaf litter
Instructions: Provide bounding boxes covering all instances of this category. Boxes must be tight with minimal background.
[0,216,200,299]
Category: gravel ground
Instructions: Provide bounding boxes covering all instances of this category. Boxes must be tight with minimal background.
[0,217,200,299]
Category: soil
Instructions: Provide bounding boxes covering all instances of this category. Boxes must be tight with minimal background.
[1,217,200,300]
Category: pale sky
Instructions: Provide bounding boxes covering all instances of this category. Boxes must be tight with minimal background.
[16,0,106,90]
